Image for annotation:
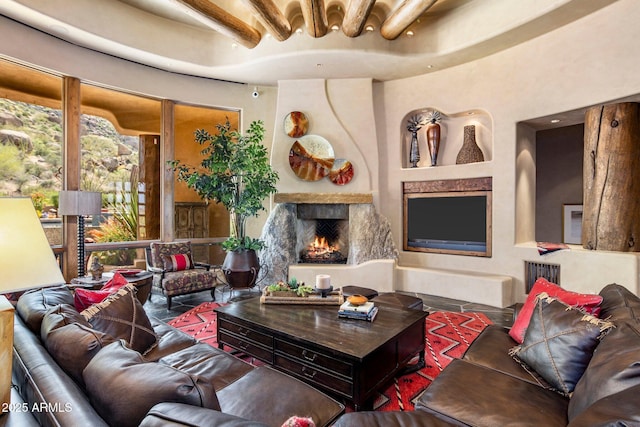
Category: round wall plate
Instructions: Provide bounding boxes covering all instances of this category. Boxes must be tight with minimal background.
[288,134,335,181]
[284,111,309,138]
[329,159,354,185]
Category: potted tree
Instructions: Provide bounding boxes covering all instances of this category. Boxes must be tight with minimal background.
[169,119,279,289]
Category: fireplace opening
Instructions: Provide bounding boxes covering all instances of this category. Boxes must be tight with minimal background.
[300,219,348,264]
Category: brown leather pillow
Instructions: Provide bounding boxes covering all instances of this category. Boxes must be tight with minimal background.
[40,304,88,340]
[510,293,614,396]
[81,284,157,354]
[16,285,75,333]
[43,317,115,386]
[83,340,220,427]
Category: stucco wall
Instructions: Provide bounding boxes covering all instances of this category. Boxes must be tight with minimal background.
[376,0,640,302]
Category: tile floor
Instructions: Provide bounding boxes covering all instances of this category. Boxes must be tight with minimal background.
[144,285,515,328]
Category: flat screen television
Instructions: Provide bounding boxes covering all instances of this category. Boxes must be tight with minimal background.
[403,189,492,257]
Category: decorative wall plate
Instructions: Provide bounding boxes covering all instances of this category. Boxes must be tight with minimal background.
[284,111,309,138]
[329,159,354,185]
[289,134,335,181]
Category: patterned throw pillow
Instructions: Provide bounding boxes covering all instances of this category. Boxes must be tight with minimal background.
[81,284,157,354]
[161,253,193,272]
[510,293,614,396]
[509,278,603,343]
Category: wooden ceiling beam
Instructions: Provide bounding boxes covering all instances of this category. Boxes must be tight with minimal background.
[240,0,291,42]
[380,0,437,40]
[175,0,261,48]
[342,0,376,37]
[300,0,328,38]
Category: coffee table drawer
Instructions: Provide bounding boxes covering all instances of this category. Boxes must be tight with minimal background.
[275,354,353,397]
[218,330,273,363]
[274,339,353,378]
[218,318,273,347]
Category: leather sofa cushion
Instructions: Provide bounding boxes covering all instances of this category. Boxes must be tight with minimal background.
[568,321,640,420]
[510,294,613,396]
[461,325,550,387]
[598,283,640,323]
[140,402,270,427]
[40,304,115,386]
[16,284,74,333]
[83,340,220,427]
[567,383,640,427]
[143,317,198,361]
[416,359,569,427]
[82,284,158,354]
[158,342,253,391]
[216,366,344,427]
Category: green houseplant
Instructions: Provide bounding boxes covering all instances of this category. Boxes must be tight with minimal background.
[169,119,279,288]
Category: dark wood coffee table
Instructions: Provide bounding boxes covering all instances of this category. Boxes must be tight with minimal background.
[215,298,427,410]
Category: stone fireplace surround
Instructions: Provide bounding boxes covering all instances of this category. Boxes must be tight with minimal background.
[259,193,398,286]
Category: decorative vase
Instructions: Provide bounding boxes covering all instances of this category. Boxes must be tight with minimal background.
[409,131,420,168]
[456,125,484,164]
[406,115,424,168]
[425,110,442,166]
[222,249,261,289]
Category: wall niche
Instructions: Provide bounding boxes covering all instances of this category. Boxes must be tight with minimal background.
[400,108,493,169]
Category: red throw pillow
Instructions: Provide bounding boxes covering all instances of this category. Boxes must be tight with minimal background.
[73,272,129,311]
[101,272,129,293]
[509,277,603,344]
[162,253,193,271]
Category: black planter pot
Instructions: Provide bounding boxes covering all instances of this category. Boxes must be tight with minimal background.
[222,249,260,289]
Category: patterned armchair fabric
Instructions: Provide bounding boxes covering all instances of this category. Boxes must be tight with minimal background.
[147,242,218,309]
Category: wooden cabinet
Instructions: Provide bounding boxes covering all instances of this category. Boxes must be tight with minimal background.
[175,202,209,261]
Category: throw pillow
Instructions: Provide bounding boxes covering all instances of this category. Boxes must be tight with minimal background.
[81,284,157,354]
[40,303,88,341]
[100,271,129,293]
[73,272,129,311]
[509,278,603,343]
[43,320,115,387]
[83,340,220,427]
[510,293,614,396]
[16,284,75,333]
[161,253,193,271]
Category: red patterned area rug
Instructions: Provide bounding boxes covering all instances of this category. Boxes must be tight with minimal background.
[168,303,492,412]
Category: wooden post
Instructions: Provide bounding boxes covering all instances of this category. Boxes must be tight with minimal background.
[583,102,640,252]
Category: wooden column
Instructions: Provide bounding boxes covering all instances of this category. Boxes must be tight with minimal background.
[583,102,640,251]
[62,77,81,281]
[139,134,161,239]
[161,100,175,242]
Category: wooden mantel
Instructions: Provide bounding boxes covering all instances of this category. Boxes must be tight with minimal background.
[274,193,373,204]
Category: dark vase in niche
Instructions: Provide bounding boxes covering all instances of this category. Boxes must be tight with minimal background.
[406,115,425,168]
[425,110,442,166]
[456,125,485,164]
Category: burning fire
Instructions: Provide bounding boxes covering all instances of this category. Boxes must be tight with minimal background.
[307,236,340,256]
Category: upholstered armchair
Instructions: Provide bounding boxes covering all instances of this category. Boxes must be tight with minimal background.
[145,241,219,309]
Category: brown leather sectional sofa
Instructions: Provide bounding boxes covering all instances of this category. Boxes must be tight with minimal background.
[11,284,344,427]
[335,283,640,426]
[12,283,640,427]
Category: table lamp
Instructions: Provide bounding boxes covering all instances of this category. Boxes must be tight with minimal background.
[58,191,102,278]
[0,197,66,410]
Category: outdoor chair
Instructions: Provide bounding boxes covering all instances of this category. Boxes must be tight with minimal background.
[145,241,219,309]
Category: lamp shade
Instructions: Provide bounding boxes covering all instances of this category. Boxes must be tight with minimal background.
[0,198,66,293]
[58,191,102,216]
